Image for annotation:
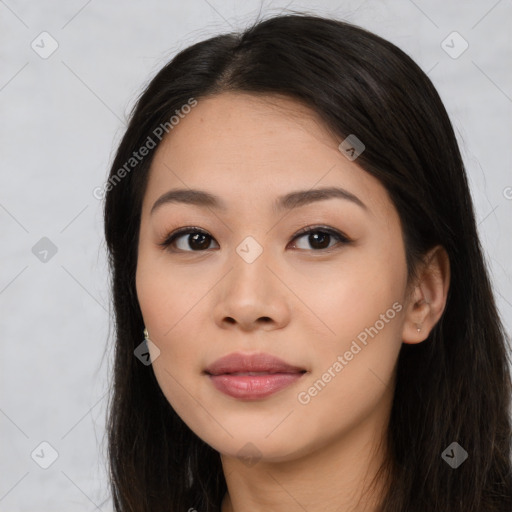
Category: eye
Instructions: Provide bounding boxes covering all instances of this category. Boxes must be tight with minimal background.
[289,226,349,251]
[158,225,350,253]
[158,227,219,252]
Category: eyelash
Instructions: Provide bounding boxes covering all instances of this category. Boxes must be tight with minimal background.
[158,225,350,253]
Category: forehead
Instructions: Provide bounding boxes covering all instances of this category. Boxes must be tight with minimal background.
[143,92,393,217]
[155,92,336,165]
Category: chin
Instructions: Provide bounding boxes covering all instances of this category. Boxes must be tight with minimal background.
[196,428,311,464]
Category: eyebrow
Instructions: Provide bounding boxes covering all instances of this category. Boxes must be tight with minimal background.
[150,186,368,216]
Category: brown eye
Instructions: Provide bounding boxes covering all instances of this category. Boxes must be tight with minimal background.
[159,228,219,252]
[159,225,349,253]
[290,226,349,251]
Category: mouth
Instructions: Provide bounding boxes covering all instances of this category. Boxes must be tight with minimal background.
[204,352,307,400]
[204,351,307,376]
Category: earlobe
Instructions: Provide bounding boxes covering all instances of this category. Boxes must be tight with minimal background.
[402,245,450,344]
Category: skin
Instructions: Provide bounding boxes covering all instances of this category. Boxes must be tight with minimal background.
[135,92,450,511]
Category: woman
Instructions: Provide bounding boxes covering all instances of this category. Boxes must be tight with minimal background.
[103,12,512,511]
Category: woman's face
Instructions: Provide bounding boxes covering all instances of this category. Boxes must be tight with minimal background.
[136,92,411,462]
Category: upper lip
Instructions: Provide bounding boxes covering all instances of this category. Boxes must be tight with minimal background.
[204,352,306,376]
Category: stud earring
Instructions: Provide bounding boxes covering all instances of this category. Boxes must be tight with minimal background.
[416,324,422,333]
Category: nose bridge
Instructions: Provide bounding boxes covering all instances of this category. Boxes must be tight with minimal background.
[213,236,290,330]
[228,238,274,303]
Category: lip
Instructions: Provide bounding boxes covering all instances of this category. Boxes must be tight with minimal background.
[205,352,306,375]
[204,352,307,400]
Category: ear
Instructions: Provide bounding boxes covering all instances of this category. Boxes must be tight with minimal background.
[402,245,450,344]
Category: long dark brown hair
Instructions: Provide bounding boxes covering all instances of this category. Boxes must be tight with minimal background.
[102,12,512,511]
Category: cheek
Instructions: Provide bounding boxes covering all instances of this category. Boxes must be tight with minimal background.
[294,246,407,407]
[295,280,404,443]
[136,251,203,338]
[135,257,208,412]
[293,252,405,347]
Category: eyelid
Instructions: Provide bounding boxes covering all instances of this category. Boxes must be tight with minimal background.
[292,224,349,241]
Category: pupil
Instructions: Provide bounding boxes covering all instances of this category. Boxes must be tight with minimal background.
[310,232,329,249]
[190,233,210,250]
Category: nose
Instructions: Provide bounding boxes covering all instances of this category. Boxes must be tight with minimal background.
[213,248,291,332]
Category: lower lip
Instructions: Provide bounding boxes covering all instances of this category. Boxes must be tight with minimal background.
[207,372,305,399]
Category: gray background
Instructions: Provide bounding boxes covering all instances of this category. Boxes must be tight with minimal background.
[1,0,511,510]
